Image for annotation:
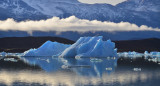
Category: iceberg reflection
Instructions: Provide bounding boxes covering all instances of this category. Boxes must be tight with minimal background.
[22,56,118,76]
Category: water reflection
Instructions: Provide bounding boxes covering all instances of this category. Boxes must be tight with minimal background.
[62,57,117,77]
[21,57,64,72]
[0,69,160,86]
[22,57,117,77]
[0,56,160,86]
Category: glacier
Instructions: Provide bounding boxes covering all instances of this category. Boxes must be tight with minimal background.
[60,36,117,58]
[23,41,70,57]
[23,36,117,58]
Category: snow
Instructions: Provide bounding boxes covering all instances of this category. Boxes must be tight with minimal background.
[22,0,120,17]
[60,36,117,58]
[23,41,70,57]
[22,0,78,16]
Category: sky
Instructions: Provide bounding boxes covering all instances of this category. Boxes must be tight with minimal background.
[78,0,127,5]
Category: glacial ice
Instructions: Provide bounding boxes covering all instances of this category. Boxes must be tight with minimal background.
[0,51,6,57]
[21,36,160,58]
[118,51,143,58]
[23,41,70,57]
[60,36,117,58]
[150,51,160,56]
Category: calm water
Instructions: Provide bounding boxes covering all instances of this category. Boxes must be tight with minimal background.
[0,56,160,86]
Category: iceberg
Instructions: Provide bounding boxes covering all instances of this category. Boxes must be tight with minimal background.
[23,41,70,57]
[0,51,6,57]
[23,36,117,57]
[60,36,117,58]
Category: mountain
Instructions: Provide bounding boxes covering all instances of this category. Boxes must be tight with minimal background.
[0,0,48,21]
[0,0,159,28]
[0,36,74,53]
[117,0,160,12]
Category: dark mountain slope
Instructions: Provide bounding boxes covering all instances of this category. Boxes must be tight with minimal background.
[114,38,160,52]
[0,37,74,52]
[0,37,160,53]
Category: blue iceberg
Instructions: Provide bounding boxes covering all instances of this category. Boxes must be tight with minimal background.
[23,36,117,58]
[23,41,70,57]
[60,36,117,58]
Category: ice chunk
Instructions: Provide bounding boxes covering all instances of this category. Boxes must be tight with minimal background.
[144,51,149,55]
[4,58,18,62]
[23,41,70,57]
[118,51,143,58]
[0,51,6,57]
[150,51,160,56]
[60,36,117,58]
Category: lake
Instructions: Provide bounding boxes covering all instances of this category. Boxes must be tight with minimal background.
[0,56,160,86]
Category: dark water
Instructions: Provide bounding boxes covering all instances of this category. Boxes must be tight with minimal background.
[0,56,160,86]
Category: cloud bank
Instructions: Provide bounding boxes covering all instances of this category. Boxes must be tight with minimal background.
[0,16,159,34]
[78,0,127,5]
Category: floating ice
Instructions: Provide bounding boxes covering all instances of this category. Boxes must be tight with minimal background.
[4,58,18,62]
[60,36,117,58]
[90,58,103,62]
[0,51,6,57]
[150,51,160,56]
[23,41,70,57]
[118,51,143,58]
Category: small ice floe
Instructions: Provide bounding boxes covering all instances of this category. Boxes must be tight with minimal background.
[133,68,142,72]
[90,58,103,62]
[0,51,6,57]
[61,65,90,69]
[61,65,69,69]
[118,51,143,58]
[144,51,160,58]
[106,67,112,71]
[148,58,158,63]
[4,58,18,62]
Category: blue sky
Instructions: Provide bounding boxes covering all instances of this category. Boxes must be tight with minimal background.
[78,0,127,5]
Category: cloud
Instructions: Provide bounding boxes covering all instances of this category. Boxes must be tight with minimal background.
[78,0,127,5]
[0,16,159,34]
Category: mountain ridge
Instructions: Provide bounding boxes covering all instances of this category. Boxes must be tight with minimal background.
[0,36,160,53]
[0,0,159,28]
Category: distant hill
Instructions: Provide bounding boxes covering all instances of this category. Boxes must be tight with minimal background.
[0,37,160,53]
[0,37,74,53]
[114,38,160,52]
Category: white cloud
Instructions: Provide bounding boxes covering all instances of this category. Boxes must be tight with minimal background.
[0,16,159,34]
[78,0,127,5]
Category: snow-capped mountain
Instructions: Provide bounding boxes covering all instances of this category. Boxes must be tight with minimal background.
[117,0,160,12]
[0,0,159,27]
[0,0,47,20]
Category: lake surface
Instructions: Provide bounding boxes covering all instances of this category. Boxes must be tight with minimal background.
[0,56,160,86]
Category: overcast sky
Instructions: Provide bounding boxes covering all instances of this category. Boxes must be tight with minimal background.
[78,0,127,5]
